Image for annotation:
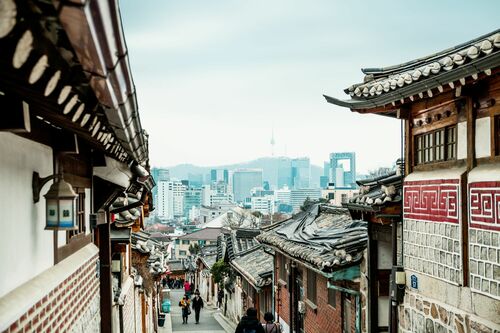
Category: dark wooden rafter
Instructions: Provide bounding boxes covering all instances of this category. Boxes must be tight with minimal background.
[0,0,130,163]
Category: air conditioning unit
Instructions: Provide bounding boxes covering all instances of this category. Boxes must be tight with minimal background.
[297,301,306,314]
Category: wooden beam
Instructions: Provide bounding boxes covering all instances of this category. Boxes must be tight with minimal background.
[466,97,476,171]
[460,172,469,286]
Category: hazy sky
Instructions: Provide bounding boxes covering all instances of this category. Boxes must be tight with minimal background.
[120,0,499,173]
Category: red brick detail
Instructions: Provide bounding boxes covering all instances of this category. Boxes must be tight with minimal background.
[3,254,99,332]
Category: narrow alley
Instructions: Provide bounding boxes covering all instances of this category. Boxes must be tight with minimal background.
[162,289,233,333]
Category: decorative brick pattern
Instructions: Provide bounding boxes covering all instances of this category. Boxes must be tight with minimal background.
[403,219,462,284]
[123,277,136,333]
[403,180,460,223]
[3,254,100,333]
[398,290,499,333]
[469,182,500,300]
[469,182,500,231]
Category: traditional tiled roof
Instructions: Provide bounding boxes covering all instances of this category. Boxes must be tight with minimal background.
[166,260,184,273]
[345,171,403,211]
[324,30,500,113]
[225,228,261,261]
[131,231,169,274]
[257,204,367,272]
[178,227,224,241]
[230,246,273,289]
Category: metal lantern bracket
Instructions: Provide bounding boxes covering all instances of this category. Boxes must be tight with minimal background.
[32,171,57,203]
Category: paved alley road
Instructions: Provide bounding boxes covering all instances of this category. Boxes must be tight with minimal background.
[170,289,228,333]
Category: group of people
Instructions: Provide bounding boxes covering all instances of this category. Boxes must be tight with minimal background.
[235,308,281,333]
[178,288,204,324]
[178,286,280,332]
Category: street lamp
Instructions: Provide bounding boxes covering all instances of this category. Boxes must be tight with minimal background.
[33,171,78,230]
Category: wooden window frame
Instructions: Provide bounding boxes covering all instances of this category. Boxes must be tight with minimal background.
[306,269,317,305]
[67,188,86,242]
[327,287,336,308]
[414,124,457,166]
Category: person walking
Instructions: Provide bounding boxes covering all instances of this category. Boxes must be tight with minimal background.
[235,307,265,333]
[262,312,281,333]
[191,291,204,324]
[217,288,224,308]
[179,295,191,324]
[184,281,191,297]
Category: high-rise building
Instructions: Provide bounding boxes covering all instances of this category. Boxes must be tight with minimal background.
[290,188,322,212]
[250,195,275,215]
[151,168,170,210]
[232,169,263,202]
[210,169,229,184]
[157,180,173,219]
[183,187,202,218]
[291,157,311,189]
[277,157,292,189]
[157,180,186,219]
[329,152,357,189]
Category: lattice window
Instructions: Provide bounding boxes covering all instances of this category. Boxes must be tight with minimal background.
[68,188,85,241]
[414,125,457,165]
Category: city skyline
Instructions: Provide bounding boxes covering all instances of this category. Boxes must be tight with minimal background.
[120,1,499,172]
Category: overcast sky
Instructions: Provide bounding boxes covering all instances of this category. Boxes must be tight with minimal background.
[120,0,499,173]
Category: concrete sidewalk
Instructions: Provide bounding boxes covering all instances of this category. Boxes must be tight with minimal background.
[163,289,231,333]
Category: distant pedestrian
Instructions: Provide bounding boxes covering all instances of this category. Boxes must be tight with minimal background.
[217,288,224,308]
[235,307,265,333]
[262,312,280,333]
[184,281,191,297]
[179,295,191,324]
[191,291,204,324]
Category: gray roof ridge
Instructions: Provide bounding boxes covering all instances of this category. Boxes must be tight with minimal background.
[361,28,500,77]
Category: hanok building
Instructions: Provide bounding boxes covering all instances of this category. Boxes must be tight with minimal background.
[196,245,219,303]
[257,204,368,333]
[0,1,153,332]
[217,228,273,323]
[343,170,403,332]
[325,30,500,332]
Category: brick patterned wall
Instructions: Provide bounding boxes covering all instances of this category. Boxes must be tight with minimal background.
[303,273,344,333]
[403,219,462,284]
[2,254,100,333]
[469,181,500,299]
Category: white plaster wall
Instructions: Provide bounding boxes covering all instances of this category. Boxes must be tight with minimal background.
[0,133,54,298]
[475,117,491,158]
[378,297,389,327]
[457,121,467,160]
[377,240,392,269]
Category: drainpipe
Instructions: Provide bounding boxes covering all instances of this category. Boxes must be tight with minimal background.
[327,282,361,333]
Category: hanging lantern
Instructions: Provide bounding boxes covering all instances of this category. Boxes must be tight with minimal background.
[44,176,78,230]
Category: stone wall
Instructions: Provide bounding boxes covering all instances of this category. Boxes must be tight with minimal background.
[398,290,500,333]
[403,219,462,284]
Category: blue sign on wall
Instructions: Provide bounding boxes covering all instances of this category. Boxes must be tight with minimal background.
[410,274,418,289]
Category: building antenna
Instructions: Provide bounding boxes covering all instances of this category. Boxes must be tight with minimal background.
[271,127,276,157]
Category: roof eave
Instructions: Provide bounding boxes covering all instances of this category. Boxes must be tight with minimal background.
[324,52,500,113]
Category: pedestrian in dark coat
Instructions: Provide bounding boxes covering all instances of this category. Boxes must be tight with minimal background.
[191,291,204,324]
[179,295,191,324]
[235,307,265,333]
